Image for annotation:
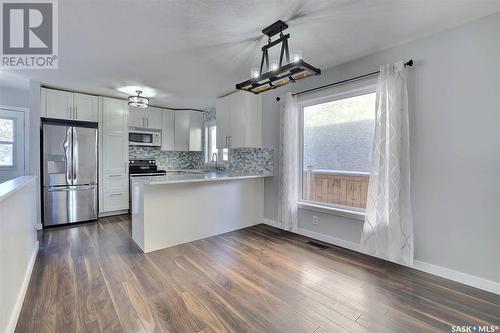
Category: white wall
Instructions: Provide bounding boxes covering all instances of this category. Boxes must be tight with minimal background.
[28,81,42,228]
[0,87,29,108]
[0,176,38,333]
[263,12,500,285]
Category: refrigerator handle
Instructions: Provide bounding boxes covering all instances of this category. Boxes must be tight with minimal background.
[72,127,78,183]
[64,127,72,184]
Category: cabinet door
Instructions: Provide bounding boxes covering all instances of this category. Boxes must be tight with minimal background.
[189,111,203,151]
[103,98,127,136]
[146,107,163,129]
[229,92,246,148]
[161,110,175,151]
[46,89,73,119]
[74,93,98,122]
[174,111,190,151]
[244,93,262,148]
[128,106,145,128]
[216,96,230,149]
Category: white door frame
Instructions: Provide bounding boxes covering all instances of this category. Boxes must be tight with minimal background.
[0,105,30,178]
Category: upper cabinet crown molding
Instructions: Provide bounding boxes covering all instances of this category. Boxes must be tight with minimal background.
[41,87,99,122]
[216,90,262,149]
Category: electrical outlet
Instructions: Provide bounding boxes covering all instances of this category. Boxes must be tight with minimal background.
[312,216,319,225]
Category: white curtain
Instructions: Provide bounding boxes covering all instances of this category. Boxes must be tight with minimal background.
[360,61,414,265]
[278,92,299,232]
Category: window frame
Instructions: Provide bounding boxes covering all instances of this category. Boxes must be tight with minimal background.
[297,78,377,218]
[0,116,17,170]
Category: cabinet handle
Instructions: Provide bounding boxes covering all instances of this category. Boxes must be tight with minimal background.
[108,174,122,178]
[109,193,123,197]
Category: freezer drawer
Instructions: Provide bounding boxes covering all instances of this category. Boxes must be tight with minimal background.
[43,185,97,226]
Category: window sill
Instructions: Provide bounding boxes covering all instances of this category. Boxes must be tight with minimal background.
[297,201,366,221]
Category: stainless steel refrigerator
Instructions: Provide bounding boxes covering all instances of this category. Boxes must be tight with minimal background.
[42,120,98,226]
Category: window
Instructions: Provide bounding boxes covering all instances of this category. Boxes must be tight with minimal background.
[300,83,376,212]
[0,118,15,167]
[204,124,217,163]
[204,124,229,163]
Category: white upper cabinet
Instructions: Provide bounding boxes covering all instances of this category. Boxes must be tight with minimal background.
[173,110,202,152]
[189,111,203,151]
[43,88,99,122]
[74,92,99,122]
[45,88,73,119]
[215,97,230,149]
[128,107,146,127]
[161,110,175,151]
[216,91,262,149]
[128,106,162,129]
[146,107,163,129]
[174,111,190,151]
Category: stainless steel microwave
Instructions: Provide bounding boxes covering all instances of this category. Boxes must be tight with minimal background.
[129,127,162,147]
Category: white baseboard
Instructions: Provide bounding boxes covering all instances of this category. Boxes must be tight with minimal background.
[6,241,39,333]
[98,209,129,218]
[262,219,500,295]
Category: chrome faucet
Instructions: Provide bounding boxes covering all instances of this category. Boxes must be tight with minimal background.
[211,152,218,170]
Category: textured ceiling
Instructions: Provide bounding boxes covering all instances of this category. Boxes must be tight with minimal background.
[3,0,500,109]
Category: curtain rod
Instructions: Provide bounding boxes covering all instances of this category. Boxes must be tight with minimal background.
[276,59,414,101]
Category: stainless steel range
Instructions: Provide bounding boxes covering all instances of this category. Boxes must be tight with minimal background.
[129,159,166,209]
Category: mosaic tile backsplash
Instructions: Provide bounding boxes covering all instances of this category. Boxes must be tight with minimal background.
[228,148,273,174]
[129,146,273,174]
[129,146,204,170]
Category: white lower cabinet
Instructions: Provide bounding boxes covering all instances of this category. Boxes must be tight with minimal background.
[100,97,129,215]
[103,192,129,212]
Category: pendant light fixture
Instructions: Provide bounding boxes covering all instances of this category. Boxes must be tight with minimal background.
[128,90,149,108]
[236,20,321,94]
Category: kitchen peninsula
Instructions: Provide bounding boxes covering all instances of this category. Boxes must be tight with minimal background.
[131,171,272,252]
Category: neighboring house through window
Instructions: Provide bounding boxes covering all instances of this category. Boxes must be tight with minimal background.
[299,79,376,212]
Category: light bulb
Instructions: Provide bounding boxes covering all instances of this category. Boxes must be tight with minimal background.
[250,67,260,79]
[270,61,279,71]
[292,50,302,63]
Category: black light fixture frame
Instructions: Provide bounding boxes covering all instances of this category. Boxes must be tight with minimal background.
[236,20,321,94]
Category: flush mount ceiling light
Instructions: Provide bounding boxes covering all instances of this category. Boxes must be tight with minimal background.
[236,20,321,94]
[128,90,149,108]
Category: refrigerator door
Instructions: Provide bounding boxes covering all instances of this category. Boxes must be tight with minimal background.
[43,124,73,187]
[72,126,97,185]
[43,185,97,226]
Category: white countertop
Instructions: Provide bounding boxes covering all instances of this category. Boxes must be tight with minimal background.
[0,176,37,202]
[131,171,273,185]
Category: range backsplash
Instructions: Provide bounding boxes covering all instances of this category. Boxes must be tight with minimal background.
[129,146,273,174]
[129,146,204,170]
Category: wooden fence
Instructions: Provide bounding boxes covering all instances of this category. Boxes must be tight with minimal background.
[302,169,370,208]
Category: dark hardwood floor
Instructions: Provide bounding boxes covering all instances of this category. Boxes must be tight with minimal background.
[16,215,500,333]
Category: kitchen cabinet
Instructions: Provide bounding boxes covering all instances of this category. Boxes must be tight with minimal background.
[189,111,203,151]
[100,97,129,214]
[42,88,98,122]
[161,110,175,151]
[173,110,203,152]
[128,106,162,129]
[216,91,262,149]
[74,92,99,121]
[174,111,190,151]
